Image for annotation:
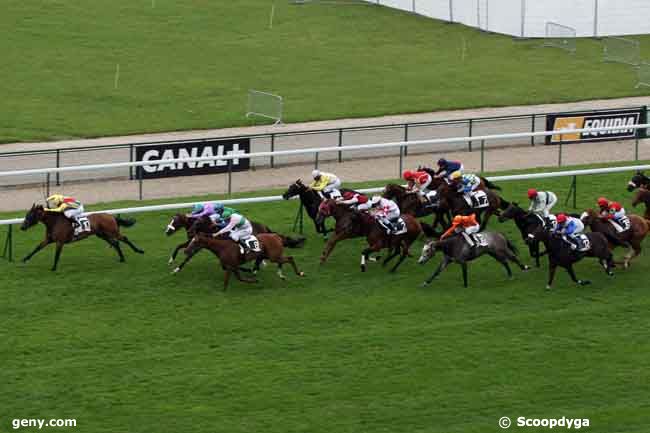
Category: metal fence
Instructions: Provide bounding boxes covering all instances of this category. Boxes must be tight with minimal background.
[246,90,283,125]
[543,22,576,54]
[1,106,642,188]
[637,63,650,88]
[603,37,640,66]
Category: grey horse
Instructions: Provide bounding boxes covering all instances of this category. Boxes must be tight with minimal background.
[418,232,530,288]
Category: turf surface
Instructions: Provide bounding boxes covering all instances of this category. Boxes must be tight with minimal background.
[2,163,650,432]
[2,1,650,143]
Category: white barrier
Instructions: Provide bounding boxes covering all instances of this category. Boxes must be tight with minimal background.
[0,123,648,179]
[2,164,649,226]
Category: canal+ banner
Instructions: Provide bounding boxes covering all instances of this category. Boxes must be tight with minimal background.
[135,138,250,179]
[545,107,646,144]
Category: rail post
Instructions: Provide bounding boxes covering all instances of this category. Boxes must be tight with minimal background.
[468,119,473,152]
[338,129,343,163]
[558,134,563,167]
[227,159,233,197]
[530,115,536,146]
[404,124,409,156]
[635,136,639,161]
[46,173,50,197]
[480,140,485,173]
[138,167,143,201]
[2,225,13,262]
[129,144,134,180]
[292,203,304,234]
[565,175,577,208]
[56,150,61,186]
[398,145,404,178]
[314,152,319,170]
[270,134,275,168]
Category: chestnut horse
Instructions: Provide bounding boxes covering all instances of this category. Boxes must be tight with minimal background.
[632,188,650,221]
[185,233,304,290]
[21,204,144,271]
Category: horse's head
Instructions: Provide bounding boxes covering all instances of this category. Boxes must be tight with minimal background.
[418,240,437,264]
[166,213,191,236]
[21,204,43,231]
[526,225,547,245]
[628,171,647,192]
[188,216,215,236]
[283,179,305,200]
[383,184,405,200]
[498,201,519,222]
[579,208,597,224]
[632,188,650,207]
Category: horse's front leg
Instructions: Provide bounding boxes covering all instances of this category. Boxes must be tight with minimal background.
[320,231,347,264]
[22,239,51,263]
[172,246,201,274]
[422,255,451,286]
[169,240,190,265]
[51,241,64,271]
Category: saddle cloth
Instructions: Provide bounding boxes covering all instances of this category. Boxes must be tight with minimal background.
[239,235,261,254]
[462,232,488,247]
[572,234,591,252]
[73,217,91,236]
[393,217,407,235]
[609,217,631,233]
[463,190,489,209]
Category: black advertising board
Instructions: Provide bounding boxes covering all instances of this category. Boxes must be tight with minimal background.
[545,107,646,144]
[135,138,250,179]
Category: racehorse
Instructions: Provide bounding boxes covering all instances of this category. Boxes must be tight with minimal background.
[435,182,507,229]
[527,226,613,289]
[382,183,450,236]
[316,199,421,273]
[282,179,330,237]
[627,171,650,192]
[498,202,548,267]
[418,232,529,288]
[184,233,304,290]
[580,208,649,268]
[631,188,650,221]
[20,204,144,271]
[167,214,304,273]
[418,166,502,192]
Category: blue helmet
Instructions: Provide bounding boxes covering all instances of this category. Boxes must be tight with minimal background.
[213,202,224,214]
[437,158,447,166]
[191,203,204,214]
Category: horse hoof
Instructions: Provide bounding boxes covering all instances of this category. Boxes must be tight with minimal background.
[299,272,305,277]
[545,285,551,290]
[420,282,429,288]
[172,267,181,274]
[523,265,531,271]
[360,266,366,273]
[168,257,174,265]
[369,257,379,263]
[608,271,614,277]
[578,280,591,286]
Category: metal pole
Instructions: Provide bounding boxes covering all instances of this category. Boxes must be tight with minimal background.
[270,134,275,168]
[129,144,134,181]
[398,146,404,178]
[520,0,526,37]
[480,140,485,173]
[468,119,473,151]
[449,0,453,22]
[227,159,233,196]
[8,225,12,262]
[56,150,61,186]
[404,124,409,157]
[558,134,563,167]
[338,129,343,163]
[635,137,639,161]
[412,0,415,13]
[573,175,577,209]
[136,167,144,200]
[530,115,536,146]
[593,0,599,37]
[315,152,319,170]
[46,173,50,197]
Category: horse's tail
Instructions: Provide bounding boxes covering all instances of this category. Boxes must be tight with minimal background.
[281,235,306,248]
[116,215,136,227]
[481,177,501,191]
[506,237,519,255]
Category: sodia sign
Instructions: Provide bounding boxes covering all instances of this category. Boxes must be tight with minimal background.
[135,138,250,179]
[545,107,646,144]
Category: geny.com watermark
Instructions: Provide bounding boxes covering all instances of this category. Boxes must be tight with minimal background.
[11,419,76,430]
[499,416,590,429]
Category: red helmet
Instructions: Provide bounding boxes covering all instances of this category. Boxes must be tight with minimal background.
[527,189,538,199]
[556,213,568,224]
[402,170,414,180]
[597,197,609,207]
[610,202,622,211]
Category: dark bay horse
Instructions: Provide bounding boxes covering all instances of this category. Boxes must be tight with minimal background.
[167,214,304,273]
[627,171,650,192]
[581,208,649,268]
[418,232,529,288]
[418,166,502,192]
[498,202,548,267]
[383,183,450,236]
[21,204,144,271]
[436,182,507,229]
[632,188,650,221]
[185,233,304,290]
[527,227,613,289]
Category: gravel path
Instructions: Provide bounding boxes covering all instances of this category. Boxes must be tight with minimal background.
[1,96,649,212]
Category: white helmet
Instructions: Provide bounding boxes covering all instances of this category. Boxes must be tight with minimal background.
[370,195,382,206]
[312,169,321,179]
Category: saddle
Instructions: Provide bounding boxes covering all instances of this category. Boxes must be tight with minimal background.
[377,218,407,235]
[463,190,489,209]
[73,216,91,236]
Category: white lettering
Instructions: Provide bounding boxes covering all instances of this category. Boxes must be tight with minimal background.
[177,147,198,169]
[157,149,177,172]
[141,150,160,173]
[196,146,216,168]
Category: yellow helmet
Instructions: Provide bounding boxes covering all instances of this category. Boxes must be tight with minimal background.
[450,171,462,180]
[46,194,64,207]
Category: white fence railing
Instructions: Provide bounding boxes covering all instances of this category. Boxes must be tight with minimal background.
[2,163,649,226]
[0,123,648,179]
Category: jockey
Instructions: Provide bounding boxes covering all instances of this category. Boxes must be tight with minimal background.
[434,158,464,183]
[190,202,220,222]
[358,195,401,235]
[212,208,261,253]
[403,170,436,202]
[45,194,84,228]
[597,197,610,218]
[528,189,558,218]
[441,214,481,247]
[455,172,481,203]
[337,191,369,209]
[310,170,342,199]
[605,201,631,233]
[554,213,586,250]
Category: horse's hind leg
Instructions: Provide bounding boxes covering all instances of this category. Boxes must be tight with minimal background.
[281,256,304,277]
[97,234,125,262]
[117,235,144,254]
[234,269,257,284]
[460,262,469,288]
[546,263,558,290]
[488,252,513,278]
[567,264,590,286]
[503,249,529,272]
[51,242,64,271]
[382,247,400,267]
[22,239,51,263]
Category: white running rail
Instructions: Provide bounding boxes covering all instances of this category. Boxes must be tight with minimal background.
[2,164,649,226]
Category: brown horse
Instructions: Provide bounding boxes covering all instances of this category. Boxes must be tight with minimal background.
[435,182,507,229]
[580,208,649,268]
[185,233,304,290]
[382,183,450,236]
[20,204,144,271]
[632,188,650,221]
[317,200,373,264]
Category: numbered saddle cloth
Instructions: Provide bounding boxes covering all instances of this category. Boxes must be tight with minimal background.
[573,234,591,252]
[393,218,408,235]
[463,190,489,209]
[73,217,91,236]
[473,233,489,247]
[240,235,262,254]
[609,217,631,233]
